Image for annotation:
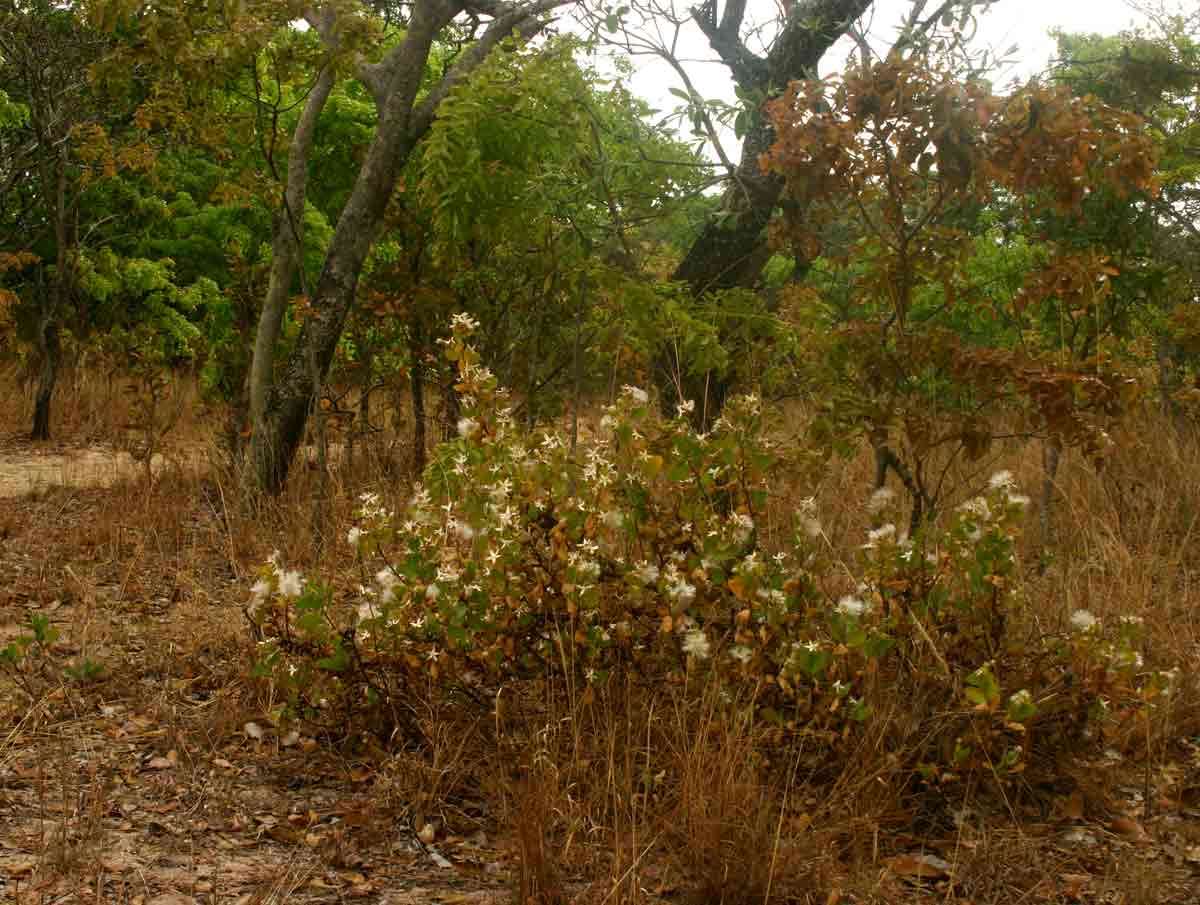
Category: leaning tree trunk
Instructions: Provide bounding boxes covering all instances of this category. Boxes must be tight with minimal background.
[250,0,560,493]
[248,65,335,484]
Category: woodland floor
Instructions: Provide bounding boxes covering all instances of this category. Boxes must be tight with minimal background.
[0,434,1198,904]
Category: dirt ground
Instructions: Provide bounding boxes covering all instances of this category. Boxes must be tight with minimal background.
[0,440,516,904]
[0,442,186,499]
[0,439,1198,904]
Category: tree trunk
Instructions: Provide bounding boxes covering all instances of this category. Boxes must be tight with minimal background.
[659,0,874,421]
[249,0,559,492]
[30,315,59,441]
[248,65,335,469]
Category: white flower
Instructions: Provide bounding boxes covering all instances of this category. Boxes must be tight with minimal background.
[867,487,895,514]
[450,312,479,332]
[347,526,364,546]
[250,578,271,602]
[682,629,710,660]
[635,562,660,586]
[863,523,896,548]
[959,497,992,521]
[1070,609,1098,632]
[425,583,441,601]
[729,645,752,664]
[676,399,695,417]
[622,385,649,405]
[988,470,1016,491]
[456,417,480,439]
[277,570,303,598]
[669,580,697,604]
[836,595,868,617]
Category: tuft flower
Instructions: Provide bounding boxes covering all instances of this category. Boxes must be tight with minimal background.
[959,497,992,521]
[867,486,895,513]
[669,579,697,604]
[250,578,271,602]
[376,568,399,603]
[1070,609,1098,632]
[988,470,1016,492]
[450,312,480,332]
[347,526,364,546]
[277,570,303,599]
[729,645,752,664]
[836,595,869,617]
[621,385,649,405]
[682,629,710,660]
[635,562,660,586]
[863,523,896,548]
[456,417,480,439]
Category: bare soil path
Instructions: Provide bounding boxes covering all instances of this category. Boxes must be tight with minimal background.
[0,436,196,499]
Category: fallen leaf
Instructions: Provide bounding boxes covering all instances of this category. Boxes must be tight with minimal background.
[886,852,952,881]
[147,756,175,770]
[1110,816,1148,840]
[418,822,437,844]
[1060,873,1091,900]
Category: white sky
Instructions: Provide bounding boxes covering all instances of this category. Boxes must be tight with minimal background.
[590,0,1166,158]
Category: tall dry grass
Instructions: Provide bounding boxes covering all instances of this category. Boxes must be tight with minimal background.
[1,371,1197,904]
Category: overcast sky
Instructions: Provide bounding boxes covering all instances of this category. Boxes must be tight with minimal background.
[587,0,1168,158]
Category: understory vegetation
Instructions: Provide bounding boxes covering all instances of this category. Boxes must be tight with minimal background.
[2,0,1200,903]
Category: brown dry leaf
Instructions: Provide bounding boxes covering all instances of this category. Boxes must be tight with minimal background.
[1110,816,1148,840]
[1060,873,1091,901]
[887,852,952,881]
[146,755,175,770]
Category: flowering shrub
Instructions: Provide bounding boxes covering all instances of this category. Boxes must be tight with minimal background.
[247,315,1180,787]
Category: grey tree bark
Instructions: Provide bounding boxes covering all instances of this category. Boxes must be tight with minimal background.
[248,64,336,452]
[249,0,569,492]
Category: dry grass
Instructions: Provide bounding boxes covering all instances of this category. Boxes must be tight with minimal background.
[0,378,1197,903]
